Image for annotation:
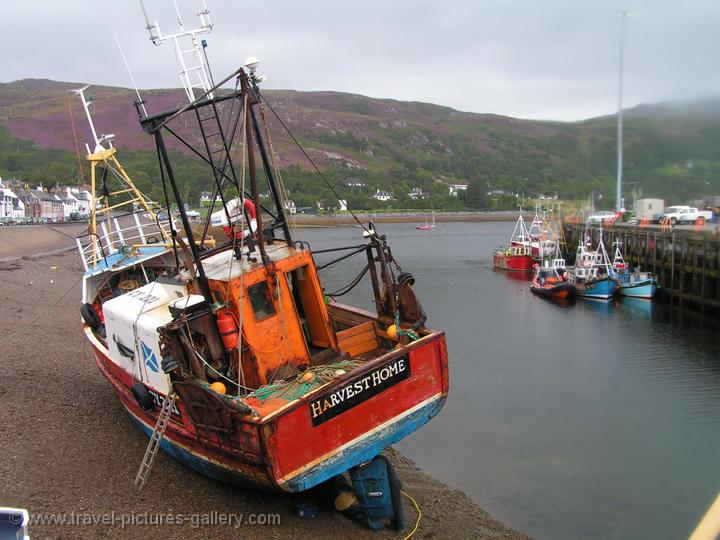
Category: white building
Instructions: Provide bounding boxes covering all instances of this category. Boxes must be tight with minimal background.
[200,191,222,204]
[285,200,297,214]
[338,199,348,211]
[55,193,77,219]
[54,186,93,217]
[345,178,366,188]
[634,198,664,220]
[1,187,24,221]
[373,189,393,202]
[72,189,92,215]
[448,182,468,196]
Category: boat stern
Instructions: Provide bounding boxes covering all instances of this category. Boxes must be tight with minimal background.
[262,333,448,492]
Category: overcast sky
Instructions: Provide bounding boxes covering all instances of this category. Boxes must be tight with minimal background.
[2,0,718,121]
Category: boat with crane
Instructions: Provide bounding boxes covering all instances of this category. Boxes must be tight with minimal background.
[75,2,448,516]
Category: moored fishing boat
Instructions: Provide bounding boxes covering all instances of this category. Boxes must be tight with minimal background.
[75,3,448,511]
[612,244,659,299]
[566,265,617,299]
[566,228,617,299]
[494,214,535,271]
[493,244,535,271]
[530,260,574,299]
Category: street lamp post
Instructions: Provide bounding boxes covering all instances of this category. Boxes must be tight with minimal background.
[616,10,631,213]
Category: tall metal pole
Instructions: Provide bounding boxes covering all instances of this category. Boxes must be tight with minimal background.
[248,105,293,246]
[616,10,630,213]
[244,96,270,267]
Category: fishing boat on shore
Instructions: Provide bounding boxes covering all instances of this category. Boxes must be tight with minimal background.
[612,244,659,298]
[493,214,535,271]
[74,3,447,515]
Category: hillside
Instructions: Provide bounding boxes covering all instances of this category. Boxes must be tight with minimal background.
[1,78,719,210]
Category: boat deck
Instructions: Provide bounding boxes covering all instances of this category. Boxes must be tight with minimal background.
[83,246,169,276]
[242,346,390,417]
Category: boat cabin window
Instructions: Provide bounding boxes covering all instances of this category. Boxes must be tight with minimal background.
[248,281,276,321]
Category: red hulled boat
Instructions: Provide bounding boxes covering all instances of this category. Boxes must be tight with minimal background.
[493,214,535,271]
[493,245,535,271]
[73,3,448,512]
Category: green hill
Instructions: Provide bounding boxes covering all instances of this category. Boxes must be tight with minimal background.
[1,79,718,210]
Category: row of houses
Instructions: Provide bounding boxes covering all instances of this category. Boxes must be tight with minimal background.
[347,178,469,200]
[0,178,92,222]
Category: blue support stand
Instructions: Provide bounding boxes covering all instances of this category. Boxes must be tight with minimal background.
[348,455,406,531]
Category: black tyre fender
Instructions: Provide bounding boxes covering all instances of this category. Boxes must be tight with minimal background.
[80,303,101,331]
[131,383,156,411]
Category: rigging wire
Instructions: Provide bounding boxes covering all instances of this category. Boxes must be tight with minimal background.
[326,264,370,297]
[259,94,370,234]
[66,94,87,185]
[0,276,83,348]
[156,144,181,271]
[257,103,298,239]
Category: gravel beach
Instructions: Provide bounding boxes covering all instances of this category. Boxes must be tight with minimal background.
[0,228,530,539]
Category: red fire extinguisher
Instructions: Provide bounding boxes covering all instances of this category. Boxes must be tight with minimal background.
[216,309,239,351]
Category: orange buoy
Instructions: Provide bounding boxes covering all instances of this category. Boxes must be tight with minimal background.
[210,381,227,395]
[387,324,398,339]
[216,309,239,350]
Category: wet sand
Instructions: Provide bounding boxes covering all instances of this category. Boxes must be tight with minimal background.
[0,229,529,539]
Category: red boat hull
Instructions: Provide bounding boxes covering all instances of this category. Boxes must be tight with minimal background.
[84,310,448,493]
[530,282,574,298]
[493,252,535,272]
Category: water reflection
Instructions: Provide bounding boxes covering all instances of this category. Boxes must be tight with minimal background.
[532,294,575,308]
[498,269,534,282]
[299,221,720,540]
[617,297,653,319]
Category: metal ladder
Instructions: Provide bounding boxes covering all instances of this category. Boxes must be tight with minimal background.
[195,103,243,217]
[134,392,177,489]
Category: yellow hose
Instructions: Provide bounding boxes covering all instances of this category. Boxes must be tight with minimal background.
[401,490,422,540]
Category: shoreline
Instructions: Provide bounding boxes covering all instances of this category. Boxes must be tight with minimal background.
[290,211,525,226]
[0,215,519,261]
[0,228,530,539]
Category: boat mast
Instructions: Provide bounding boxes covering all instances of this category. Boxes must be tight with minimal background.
[137,1,293,277]
[616,10,631,213]
[139,0,214,102]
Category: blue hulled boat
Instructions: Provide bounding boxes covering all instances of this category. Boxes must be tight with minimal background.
[566,231,618,300]
[612,245,659,299]
[566,265,617,299]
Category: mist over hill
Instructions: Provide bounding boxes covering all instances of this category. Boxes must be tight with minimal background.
[1,78,718,210]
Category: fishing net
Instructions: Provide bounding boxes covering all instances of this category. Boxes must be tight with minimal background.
[247,360,362,403]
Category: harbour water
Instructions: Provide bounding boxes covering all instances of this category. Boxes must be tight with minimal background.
[302,220,720,540]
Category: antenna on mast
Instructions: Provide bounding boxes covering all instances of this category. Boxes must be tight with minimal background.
[70,85,115,154]
[137,0,215,103]
[114,34,148,117]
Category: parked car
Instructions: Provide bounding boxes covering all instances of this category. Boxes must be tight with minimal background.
[659,206,713,225]
[588,211,617,224]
